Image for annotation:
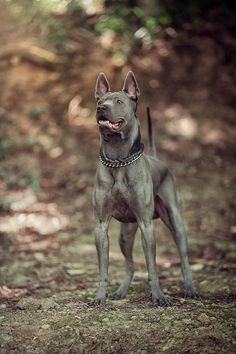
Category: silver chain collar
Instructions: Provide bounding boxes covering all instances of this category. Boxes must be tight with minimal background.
[99,150,143,168]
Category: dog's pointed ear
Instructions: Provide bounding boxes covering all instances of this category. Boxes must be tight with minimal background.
[95,72,110,100]
[122,71,140,100]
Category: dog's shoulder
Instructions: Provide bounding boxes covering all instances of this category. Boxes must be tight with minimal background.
[144,154,170,183]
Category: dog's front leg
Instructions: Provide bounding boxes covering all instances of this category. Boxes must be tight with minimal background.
[139,221,171,307]
[92,219,109,306]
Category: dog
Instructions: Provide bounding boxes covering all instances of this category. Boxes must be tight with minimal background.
[92,71,199,306]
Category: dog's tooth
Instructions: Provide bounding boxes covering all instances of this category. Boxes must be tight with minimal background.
[99,120,110,127]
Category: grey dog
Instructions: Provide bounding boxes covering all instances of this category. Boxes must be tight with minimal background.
[92,71,198,306]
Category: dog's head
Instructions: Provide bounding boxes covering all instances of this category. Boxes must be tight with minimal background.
[95,71,140,137]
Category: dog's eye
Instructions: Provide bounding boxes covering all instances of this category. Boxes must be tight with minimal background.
[117,99,122,104]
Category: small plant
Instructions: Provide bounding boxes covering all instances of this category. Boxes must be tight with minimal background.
[0,138,13,160]
[0,196,10,213]
[5,169,41,192]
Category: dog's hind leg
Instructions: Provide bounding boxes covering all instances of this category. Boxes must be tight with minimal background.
[112,222,138,300]
[156,174,199,299]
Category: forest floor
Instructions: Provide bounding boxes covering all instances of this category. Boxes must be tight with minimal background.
[0,15,236,353]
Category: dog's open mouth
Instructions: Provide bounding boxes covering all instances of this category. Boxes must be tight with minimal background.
[98,117,124,131]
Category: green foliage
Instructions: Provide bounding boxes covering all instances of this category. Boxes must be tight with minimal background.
[5,169,41,192]
[29,106,44,120]
[24,136,37,149]
[28,170,41,192]
[2,237,14,249]
[0,138,13,160]
[0,115,15,160]
[0,0,68,47]
[0,194,10,215]
[2,0,234,55]
[1,0,235,52]
[95,0,236,47]
[95,4,166,45]
[96,16,128,36]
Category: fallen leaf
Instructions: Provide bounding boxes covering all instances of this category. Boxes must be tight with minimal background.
[0,286,27,299]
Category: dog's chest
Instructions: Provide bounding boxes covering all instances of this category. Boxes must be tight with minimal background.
[109,176,136,223]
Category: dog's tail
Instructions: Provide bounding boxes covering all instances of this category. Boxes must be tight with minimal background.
[146,107,157,158]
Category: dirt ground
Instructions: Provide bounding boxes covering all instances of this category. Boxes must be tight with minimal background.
[0,16,236,353]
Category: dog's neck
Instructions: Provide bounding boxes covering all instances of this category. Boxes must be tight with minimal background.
[100,118,143,161]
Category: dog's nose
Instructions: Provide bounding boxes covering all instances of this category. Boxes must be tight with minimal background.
[97,104,108,113]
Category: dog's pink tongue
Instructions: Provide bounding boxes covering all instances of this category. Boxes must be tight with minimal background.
[113,122,120,129]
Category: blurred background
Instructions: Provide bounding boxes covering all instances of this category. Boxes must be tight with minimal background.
[0,0,236,346]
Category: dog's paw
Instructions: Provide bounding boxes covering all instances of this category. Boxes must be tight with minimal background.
[184,288,200,299]
[90,291,108,307]
[90,296,107,307]
[111,290,126,300]
[152,294,172,307]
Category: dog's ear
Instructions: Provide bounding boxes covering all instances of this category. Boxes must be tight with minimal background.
[95,72,110,100]
[122,71,140,100]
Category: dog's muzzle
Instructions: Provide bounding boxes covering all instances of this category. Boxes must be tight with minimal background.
[97,117,125,131]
